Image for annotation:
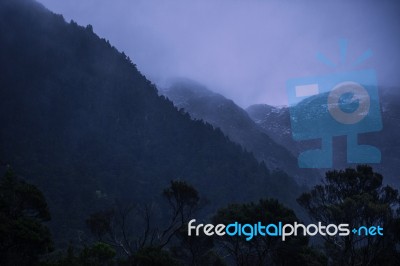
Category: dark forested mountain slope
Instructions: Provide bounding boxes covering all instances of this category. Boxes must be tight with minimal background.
[160,79,320,184]
[0,0,301,244]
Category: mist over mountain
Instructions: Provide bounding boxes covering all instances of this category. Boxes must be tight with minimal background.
[36,0,400,107]
[160,79,321,185]
[0,0,305,246]
[247,86,400,188]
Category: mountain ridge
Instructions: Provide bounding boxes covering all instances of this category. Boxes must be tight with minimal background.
[0,0,303,245]
[161,79,321,185]
[247,86,400,188]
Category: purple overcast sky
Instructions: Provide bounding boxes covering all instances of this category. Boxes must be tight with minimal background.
[37,0,400,107]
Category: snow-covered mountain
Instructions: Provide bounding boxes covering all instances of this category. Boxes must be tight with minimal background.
[247,87,400,188]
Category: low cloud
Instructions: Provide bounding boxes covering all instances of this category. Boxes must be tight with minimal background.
[38,0,400,107]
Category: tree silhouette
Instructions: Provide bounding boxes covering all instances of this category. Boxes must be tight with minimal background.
[0,169,53,266]
[298,165,400,265]
[212,198,325,266]
[85,180,201,263]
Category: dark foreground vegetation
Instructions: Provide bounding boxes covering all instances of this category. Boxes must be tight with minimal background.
[1,165,399,265]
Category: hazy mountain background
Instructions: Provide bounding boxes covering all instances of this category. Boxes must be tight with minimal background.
[161,79,400,190]
[247,87,400,188]
[160,79,322,185]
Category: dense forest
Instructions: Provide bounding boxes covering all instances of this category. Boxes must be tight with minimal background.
[0,0,300,246]
[2,163,399,265]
